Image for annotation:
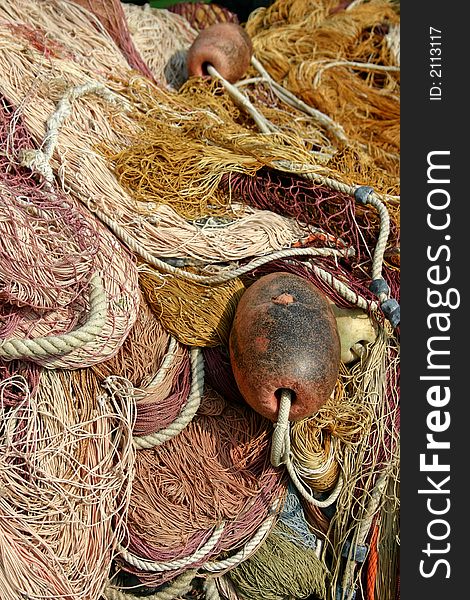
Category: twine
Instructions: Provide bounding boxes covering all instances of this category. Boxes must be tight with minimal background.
[339,470,390,600]
[249,55,349,145]
[94,211,355,284]
[19,81,130,190]
[117,523,226,573]
[202,500,280,573]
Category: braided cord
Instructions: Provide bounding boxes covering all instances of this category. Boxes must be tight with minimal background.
[339,470,390,600]
[270,390,343,508]
[133,347,204,449]
[202,501,280,573]
[117,523,225,573]
[310,265,378,311]
[92,207,354,284]
[148,336,179,388]
[19,82,129,187]
[0,273,107,363]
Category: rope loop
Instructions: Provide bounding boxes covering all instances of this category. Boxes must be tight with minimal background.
[270,390,343,508]
[132,347,204,449]
[0,273,107,365]
[270,390,291,467]
[353,185,400,329]
[117,523,225,573]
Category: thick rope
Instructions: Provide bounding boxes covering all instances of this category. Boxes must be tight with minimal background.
[270,390,343,508]
[132,347,204,449]
[202,500,280,573]
[96,205,353,283]
[117,522,225,572]
[148,336,179,387]
[206,64,276,135]
[0,273,107,363]
[353,187,390,289]
[309,265,378,312]
[286,458,343,509]
[352,187,400,328]
[104,569,196,600]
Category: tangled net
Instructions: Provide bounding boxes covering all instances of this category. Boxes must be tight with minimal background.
[117,388,287,589]
[245,0,400,186]
[0,0,400,599]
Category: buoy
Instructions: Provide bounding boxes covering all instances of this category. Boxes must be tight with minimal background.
[229,272,341,421]
[186,22,253,83]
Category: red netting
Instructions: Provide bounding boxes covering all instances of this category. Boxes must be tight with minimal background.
[119,389,286,588]
[222,168,400,267]
[0,93,140,369]
[169,1,239,31]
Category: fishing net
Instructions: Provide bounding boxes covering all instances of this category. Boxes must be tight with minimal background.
[116,388,287,589]
[0,0,400,598]
[0,367,135,600]
[245,0,400,187]
[0,94,141,370]
[169,1,239,31]
[72,0,157,81]
[121,3,198,89]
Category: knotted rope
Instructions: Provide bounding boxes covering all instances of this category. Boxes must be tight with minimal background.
[19,81,130,191]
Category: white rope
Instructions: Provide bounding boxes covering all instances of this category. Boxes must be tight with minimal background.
[352,187,400,327]
[0,273,107,363]
[90,205,355,283]
[270,390,343,508]
[249,55,349,145]
[19,82,130,189]
[202,500,281,572]
[148,336,179,388]
[132,347,204,449]
[309,265,378,312]
[206,64,276,135]
[117,522,225,573]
